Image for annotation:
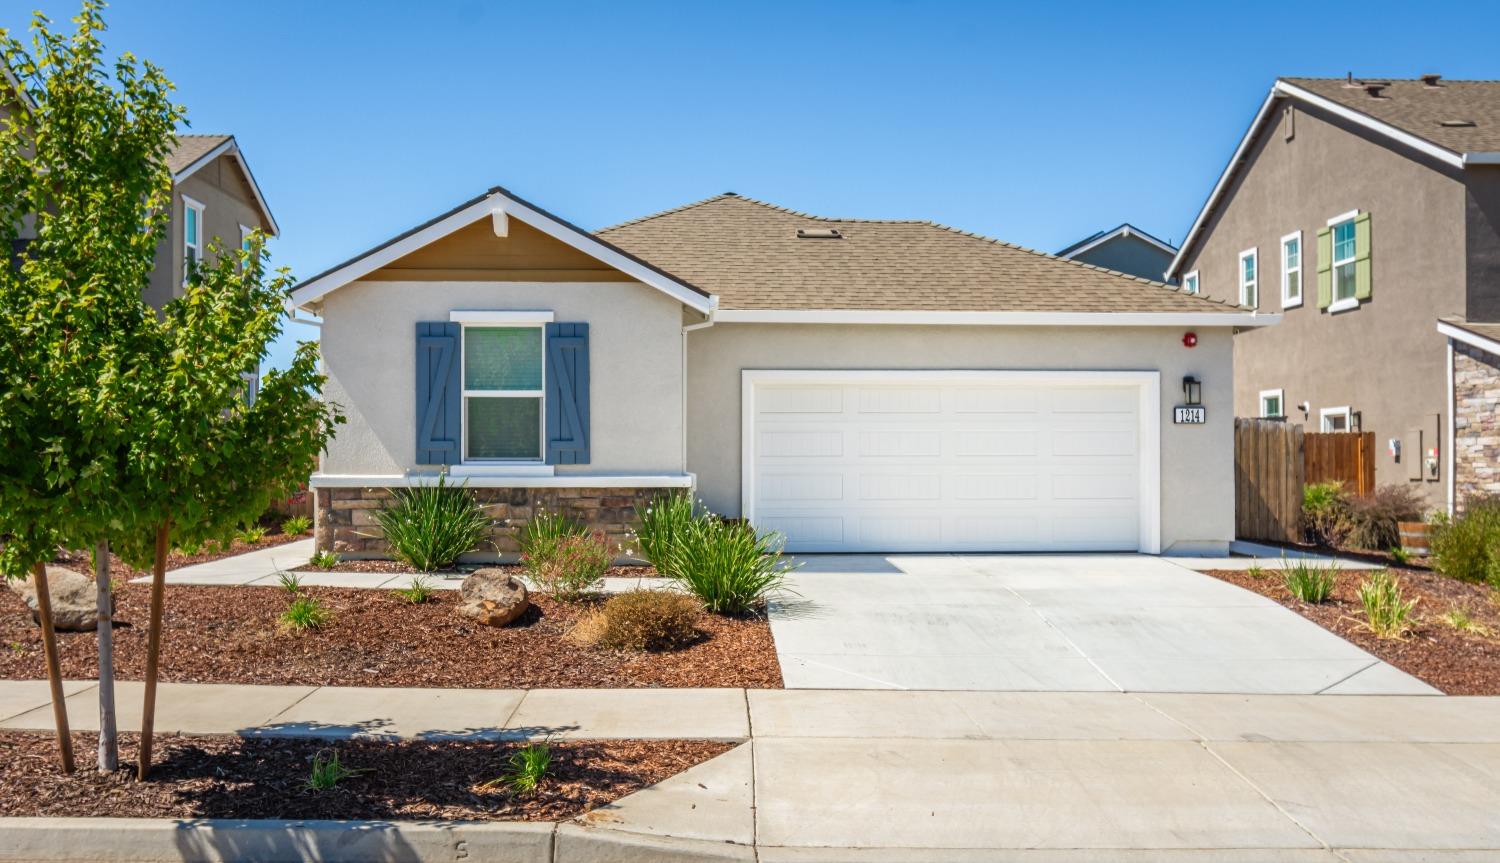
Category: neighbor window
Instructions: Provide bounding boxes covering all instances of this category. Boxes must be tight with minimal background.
[1320,406,1352,432]
[1239,248,1258,309]
[239,224,254,271]
[1280,231,1302,308]
[1330,213,1358,307]
[1260,389,1284,419]
[462,326,544,461]
[1183,271,1200,295]
[182,196,205,285]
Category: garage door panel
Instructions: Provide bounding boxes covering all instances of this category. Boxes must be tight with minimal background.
[1051,428,1137,457]
[761,429,844,458]
[858,429,942,458]
[761,515,844,545]
[952,474,1040,500]
[759,387,844,413]
[951,387,1042,413]
[952,514,1043,544]
[1051,472,1136,500]
[859,473,942,500]
[761,472,844,502]
[858,387,942,414]
[955,429,1039,457]
[860,516,942,547]
[1053,387,1137,413]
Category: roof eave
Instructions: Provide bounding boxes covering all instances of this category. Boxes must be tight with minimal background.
[1439,318,1500,355]
[711,309,1278,327]
[172,137,281,237]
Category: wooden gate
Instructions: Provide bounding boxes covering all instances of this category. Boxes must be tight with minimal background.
[1234,418,1305,543]
[1304,432,1376,496]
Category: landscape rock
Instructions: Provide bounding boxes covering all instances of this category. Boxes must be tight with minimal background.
[9,566,107,632]
[456,568,529,627]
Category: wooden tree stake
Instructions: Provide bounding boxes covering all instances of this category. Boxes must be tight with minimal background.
[137,524,168,780]
[31,561,74,773]
[95,540,117,772]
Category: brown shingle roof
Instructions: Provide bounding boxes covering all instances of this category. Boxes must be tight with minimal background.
[168,134,231,174]
[1283,77,1500,154]
[598,194,1243,314]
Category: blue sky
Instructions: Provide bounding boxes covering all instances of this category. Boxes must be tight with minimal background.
[15,1,1500,370]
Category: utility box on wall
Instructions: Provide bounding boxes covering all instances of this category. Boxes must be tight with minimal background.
[1426,413,1441,483]
[1405,427,1423,481]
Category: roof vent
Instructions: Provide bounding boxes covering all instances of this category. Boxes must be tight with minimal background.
[1363,82,1389,98]
[1421,73,1443,87]
[796,228,842,239]
[1440,119,1477,128]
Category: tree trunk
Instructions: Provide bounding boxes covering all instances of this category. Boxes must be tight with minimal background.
[136,524,168,781]
[31,561,75,773]
[94,540,117,772]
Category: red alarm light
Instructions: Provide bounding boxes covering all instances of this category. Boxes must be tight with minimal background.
[1182,331,1198,348]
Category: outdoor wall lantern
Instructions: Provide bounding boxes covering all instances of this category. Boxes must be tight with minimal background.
[1182,376,1202,406]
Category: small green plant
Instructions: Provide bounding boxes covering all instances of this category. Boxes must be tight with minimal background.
[236,524,268,544]
[482,741,553,795]
[517,510,588,572]
[1441,608,1492,636]
[175,539,203,556]
[375,475,493,572]
[1302,480,1349,546]
[276,569,303,594]
[632,492,697,576]
[309,550,339,570]
[8,642,23,654]
[281,515,312,536]
[280,595,332,631]
[1247,562,1266,579]
[391,576,436,604]
[1389,545,1413,566]
[1358,570,1417,639]
[304,749,367,791]
[600,590,702,651]
[1280,558,1337,603]
[668,517,796,615]
[528,531,612,601]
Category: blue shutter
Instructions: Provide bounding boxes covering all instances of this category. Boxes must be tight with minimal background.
[545,322,590,464]
[415,322,461,464]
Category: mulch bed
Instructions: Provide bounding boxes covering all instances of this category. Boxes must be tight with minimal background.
[0,731,733,822]
[52,531,309,580]
[293,560,659,582]
[1205,566,1500,694]
[0,583,783,689]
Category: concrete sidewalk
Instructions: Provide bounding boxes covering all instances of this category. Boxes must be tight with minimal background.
[4,681,1500,859]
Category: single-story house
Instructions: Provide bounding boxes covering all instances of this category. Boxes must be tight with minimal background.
[290,187,1277,558]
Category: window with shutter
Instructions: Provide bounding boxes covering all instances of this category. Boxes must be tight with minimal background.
[545,322,591,465]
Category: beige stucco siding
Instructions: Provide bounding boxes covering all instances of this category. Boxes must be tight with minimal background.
[319,280,685,477]
[685,323,1235,553]
[1177,102,1466,507]
[146,155,269,309]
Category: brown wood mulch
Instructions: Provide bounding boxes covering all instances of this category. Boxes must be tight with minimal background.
[0,731,733,822]
[292,559,658,581]
[0,582,783,689]
[51,531,309,580]
[1205,565,1500,695]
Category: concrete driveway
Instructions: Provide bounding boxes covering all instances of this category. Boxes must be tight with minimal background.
[769,554,1440,694]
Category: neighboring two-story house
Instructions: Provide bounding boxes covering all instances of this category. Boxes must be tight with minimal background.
[1057,223,1178,282]
[1166,76,1500,513]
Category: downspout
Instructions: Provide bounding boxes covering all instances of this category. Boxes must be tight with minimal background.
[1447,338,1456,516]
[681,309,717,480]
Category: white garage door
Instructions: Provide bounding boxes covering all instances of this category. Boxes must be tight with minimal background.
[745,371,1158,553]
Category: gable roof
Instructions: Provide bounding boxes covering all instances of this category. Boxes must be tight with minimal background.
[1168,76,1500,279]
[598,194,1255,323]
[1056,223,1177,260]
[170,134,279,236]
[289,186,716,314]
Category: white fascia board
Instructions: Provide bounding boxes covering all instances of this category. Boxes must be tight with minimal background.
[1438,320,1500,356]
[172,138,281,237]
[1464,152,1500,166]
[309,473,695,489]
[1062,225,1176,260]
[1274,81,1464,170]
[712,309,1280,328]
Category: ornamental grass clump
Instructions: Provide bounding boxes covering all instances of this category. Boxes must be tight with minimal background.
[374,475,491,572]
[280,515,312,536]
[1281,558,1337,604]
[481,741,552,795]
[1358,570,1417,639]
[669,517,795,615]
[633,492,697,577]
[279,595,332,631]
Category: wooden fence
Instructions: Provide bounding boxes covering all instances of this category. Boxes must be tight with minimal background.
[1304,431,1376,497]
[1234,418,1305,543]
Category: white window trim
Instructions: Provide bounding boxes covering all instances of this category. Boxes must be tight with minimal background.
[182,195,205,286]
[1183,270,1200,295]
[1327,211,1359,310]
[1279,230,1303,309]
[1259,388,1285,419]
[1326,209,1360,226]
[1320,405,1352,432]
[456,318,550,470]
[1238,248,1258,309]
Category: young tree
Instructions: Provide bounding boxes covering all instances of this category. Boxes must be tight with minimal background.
[0,1,180,773]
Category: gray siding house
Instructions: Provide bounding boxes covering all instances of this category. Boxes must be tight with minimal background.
[1058,224,1178,282]
[1167,76,1500,513]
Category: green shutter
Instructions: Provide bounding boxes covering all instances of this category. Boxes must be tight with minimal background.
[1354,212,1372,300]
[1316,226,1333,309]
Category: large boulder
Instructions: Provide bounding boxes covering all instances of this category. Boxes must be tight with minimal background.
[9,566,106,632]
[456,568,529,627]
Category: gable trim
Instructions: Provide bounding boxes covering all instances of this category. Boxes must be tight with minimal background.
[1057,224,1177,261]
[173,137,281,237]
[290,187,717,314]
[1439,319,1500,357]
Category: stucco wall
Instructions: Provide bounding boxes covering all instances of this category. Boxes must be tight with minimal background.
[146,156,269,309]
[319,280,685,477]
[1176,101,1466,508]
[684,323,1235,553]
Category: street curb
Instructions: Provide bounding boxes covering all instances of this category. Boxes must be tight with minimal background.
[0,816,754,863]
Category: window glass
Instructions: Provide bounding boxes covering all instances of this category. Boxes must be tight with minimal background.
[466,397,541,460]
[1240,252,1257,308]
[1183,273,1199,295]
[1261,394,1282,418]
[464,327,542,391]
[185,207,198,245]
[1332,219,1357,302]
[1283,236,1301,302]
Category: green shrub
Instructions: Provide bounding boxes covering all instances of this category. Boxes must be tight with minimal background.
[305,749,366,791]
[308,550,339,570]
[1358,570,1417,639]
[236,524,268,544]
[1343,485,1424,551]
[529,531,612,601]
[1302,481,1349,547]
[600,590,702,651]
[1389,545,1412,566]
[482,741,552,795]
[1432,497,1500,584]
[276,569,302,595]
[375,475,492,572]
[281,515,312,536]
[668,518,795,614]
[280,595,332,631]
[633,492,697,576]
[517,510,588,572]
[391,576,436,605]
[1281,558,1337,603]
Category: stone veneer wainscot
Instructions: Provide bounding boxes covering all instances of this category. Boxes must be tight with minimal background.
[1454,341,1500,510]
[314,486,662,560]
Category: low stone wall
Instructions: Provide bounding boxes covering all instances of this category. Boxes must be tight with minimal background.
[1455,341,1500,510]
[314,486,664,561]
